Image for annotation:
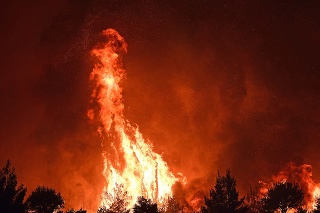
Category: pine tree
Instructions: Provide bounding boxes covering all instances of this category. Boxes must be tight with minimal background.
[201,169,244,213]
[133,197,158,213]
[0,160,27,213]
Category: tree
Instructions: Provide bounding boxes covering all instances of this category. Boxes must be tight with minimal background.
[26,186,64,213]
[133,196,158,213]
[159,197,184,213]
[0,160,27,213]
[97,184,130,213]
[260,181,304,213]
[201,169,245,213]
[246,186,261,213]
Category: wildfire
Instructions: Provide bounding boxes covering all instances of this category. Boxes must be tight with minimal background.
[260,163,320,211]
[88,29,180,208]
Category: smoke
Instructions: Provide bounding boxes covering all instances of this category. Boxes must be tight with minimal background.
[0,1,105,211]
[0,0,319,212]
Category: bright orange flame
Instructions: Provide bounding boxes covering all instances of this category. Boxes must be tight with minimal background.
[312,185,320,209]
[89,29,181,208]
[261,163,320,211]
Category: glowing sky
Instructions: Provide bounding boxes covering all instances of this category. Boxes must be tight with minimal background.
[0,1,319,211]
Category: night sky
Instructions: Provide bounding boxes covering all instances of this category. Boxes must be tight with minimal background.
[0,1,319,211]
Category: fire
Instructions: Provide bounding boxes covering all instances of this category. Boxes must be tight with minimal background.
[88,29,180,208]
[312,185,320,209]
[261,163,320,211]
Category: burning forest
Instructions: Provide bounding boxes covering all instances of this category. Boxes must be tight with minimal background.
[0,1,319,213]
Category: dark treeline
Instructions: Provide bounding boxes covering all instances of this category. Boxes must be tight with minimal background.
[1,160,320,213]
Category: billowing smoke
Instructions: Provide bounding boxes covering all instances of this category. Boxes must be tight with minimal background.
[0,1,319,212]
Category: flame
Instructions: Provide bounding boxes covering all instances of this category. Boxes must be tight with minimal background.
[88,29,180,208]
[312,185,320,209]
[260,163,320,211]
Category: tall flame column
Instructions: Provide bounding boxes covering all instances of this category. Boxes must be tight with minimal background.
[88,29,178,208]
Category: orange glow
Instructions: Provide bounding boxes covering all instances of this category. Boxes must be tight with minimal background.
[261,163,320,211]
[89,29,182,208]
[312,185,320,209]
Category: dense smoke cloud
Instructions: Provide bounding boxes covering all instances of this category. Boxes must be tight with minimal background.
[0,0,319,211]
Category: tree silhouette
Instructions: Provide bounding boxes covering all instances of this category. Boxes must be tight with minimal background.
[159,197,183,213]
[246,186,261,213]
[26,186,64,213]
[201,169,245,213]
[97,184,130,213]
[0,160,27,213]
[261,182,304,213]
[133,197,158,213]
